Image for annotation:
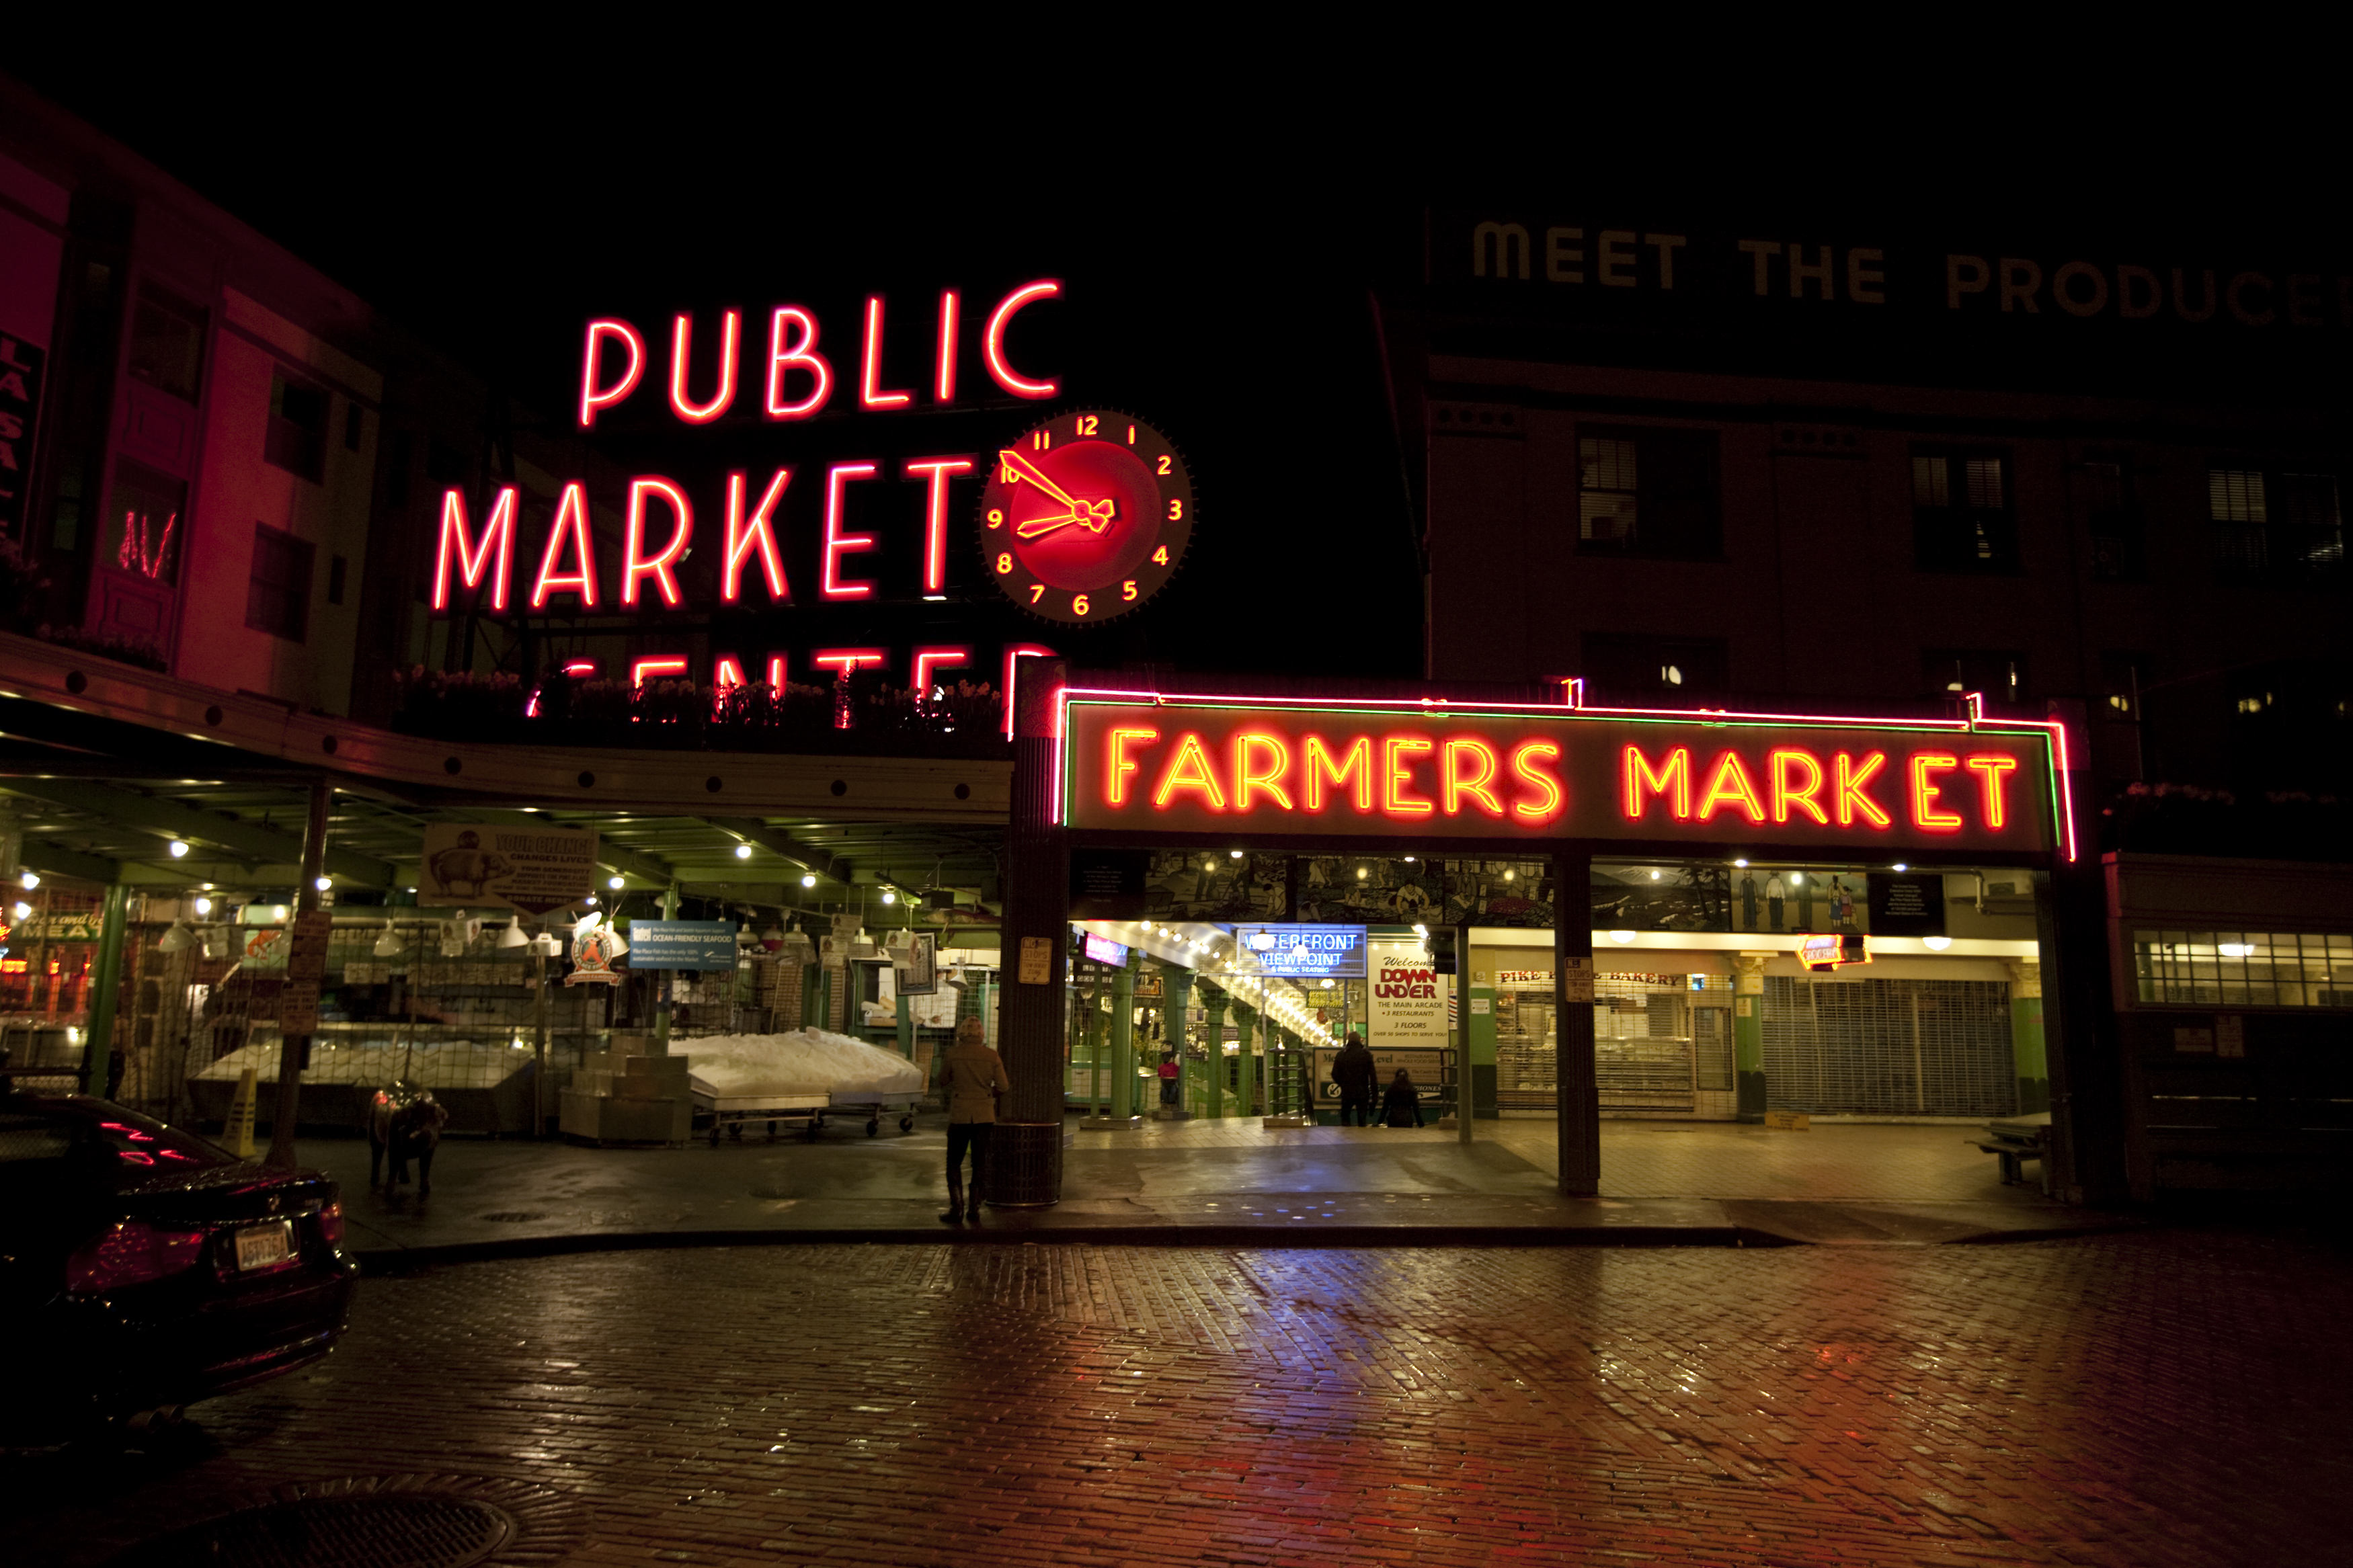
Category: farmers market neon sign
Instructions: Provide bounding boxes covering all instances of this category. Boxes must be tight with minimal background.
[1058,688,2073,858]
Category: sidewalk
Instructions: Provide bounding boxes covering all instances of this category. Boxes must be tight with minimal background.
[305,1112,2135,1268]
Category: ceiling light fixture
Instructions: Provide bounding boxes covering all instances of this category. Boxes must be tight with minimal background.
[735,844,754,860]
[167,841,190,859]
[608,876,625,890]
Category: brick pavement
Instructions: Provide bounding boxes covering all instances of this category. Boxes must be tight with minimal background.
[11,1229,2346,1567]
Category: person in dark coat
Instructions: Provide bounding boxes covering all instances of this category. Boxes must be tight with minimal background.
[1380,1069,1425,1128]
[1330,1032,1377,1126]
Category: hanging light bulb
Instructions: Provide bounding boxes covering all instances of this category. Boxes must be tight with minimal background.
[735,843,754,859]
[608,875,625,890]
[18,870,37,890]
[802,873,817,888]
[314,876,332,892]
[167,841,190,859]
[192,896,213,916]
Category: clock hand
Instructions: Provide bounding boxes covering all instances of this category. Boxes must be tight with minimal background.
[1014,497,1117,539]
[998,449,1082,511]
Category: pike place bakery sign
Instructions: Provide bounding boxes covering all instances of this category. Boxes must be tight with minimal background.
[1059,689,2073,858]
[428,281,1193,637]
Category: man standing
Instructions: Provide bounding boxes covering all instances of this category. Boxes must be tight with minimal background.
[939,1017,1011,1224]
[1331,1030,1378,1128]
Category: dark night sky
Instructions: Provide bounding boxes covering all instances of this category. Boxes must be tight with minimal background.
[17,47,2346,683]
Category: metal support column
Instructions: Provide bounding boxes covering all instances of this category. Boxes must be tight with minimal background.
[1161,961,1193,1120]
[652,884,679,1054]
[1553,847,1599,1197]
[81,883,131,1098]
[267,778,332,1171]
[1109,960,1136,1119]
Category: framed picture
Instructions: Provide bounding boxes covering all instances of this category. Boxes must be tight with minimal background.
[899,932,939,995]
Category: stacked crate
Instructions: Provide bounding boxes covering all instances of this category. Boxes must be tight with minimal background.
[559,1034,692,1143]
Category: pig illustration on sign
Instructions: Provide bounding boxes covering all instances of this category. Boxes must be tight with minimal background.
[427,830,511,897]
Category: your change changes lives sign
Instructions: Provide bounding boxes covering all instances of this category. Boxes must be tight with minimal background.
[421,824,600,913]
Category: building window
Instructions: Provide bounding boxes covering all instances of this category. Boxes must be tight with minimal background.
[1575,427,1721,559]
[2081,458,2141,580]
[2209,466,2344,577]
[264,372,329,483]
[1581,633,1728,700]
[102,457,186,585]
[2132,930,2353,1009]
[246,524,315,643]
[125,282,207,403]
[1922,649,2026,704]
[1912,450,2018,573]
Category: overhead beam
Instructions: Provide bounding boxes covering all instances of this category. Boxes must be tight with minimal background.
[0,780,395,886]
[15,839,120,886]
[702,817,850,883]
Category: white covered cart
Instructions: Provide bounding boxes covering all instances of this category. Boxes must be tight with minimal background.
[684,1030,928,1143]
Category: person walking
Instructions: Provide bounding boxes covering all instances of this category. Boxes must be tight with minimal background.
[1380,1068,1426,1128]
[1331,1030,1377,1126]
[939,1017,1011,1224]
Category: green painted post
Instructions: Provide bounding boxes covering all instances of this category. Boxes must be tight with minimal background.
[1162,962,1193,1119]
[1086,975,1108,1118]
[1201,985,1226,1118]
[81,884,132,1098]
[895,992,913,1059]
[1233,1002,1257,1118]
[2009,959,2050,1114]
[1733,954,1767,1122]
[1110,960,1136,1119]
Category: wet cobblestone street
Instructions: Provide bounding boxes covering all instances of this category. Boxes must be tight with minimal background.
[10,1227,2350,1567]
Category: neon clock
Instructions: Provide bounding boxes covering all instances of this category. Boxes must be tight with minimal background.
[979,409,1193,624]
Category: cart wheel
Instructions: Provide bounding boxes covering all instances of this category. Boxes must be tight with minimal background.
[803,1122,820,1142]
[766,1119,778,1143]
[865,1118,879,1136]
[899,1116,914,1132]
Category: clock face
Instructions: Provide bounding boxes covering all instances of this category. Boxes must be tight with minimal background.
[979,409,1193,623]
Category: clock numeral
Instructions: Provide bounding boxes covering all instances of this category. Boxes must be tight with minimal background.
[1029,583,1045,604]
[1031,429,1051,451]
[1121,579,1138,602]
[996,552,1013,574]
[1151,546,1170,565]
[1167,498,1184,521]
[1073,593,1090,616]
[986,507,1004,529]
[1156,454,1172,475]
[1000,460,1019,483]
[1074,414,1099,436]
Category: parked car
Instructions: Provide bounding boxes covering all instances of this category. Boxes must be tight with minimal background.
[0,1091,357,1444]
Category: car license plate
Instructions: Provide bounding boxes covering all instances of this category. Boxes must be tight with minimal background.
[235,1221,293,1272]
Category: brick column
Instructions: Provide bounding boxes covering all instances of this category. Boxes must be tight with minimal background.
[1553,847,1599,1196]
[992,661,1068,1206]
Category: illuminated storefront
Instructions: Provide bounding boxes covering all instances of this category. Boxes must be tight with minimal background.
[990,673,2073,1200]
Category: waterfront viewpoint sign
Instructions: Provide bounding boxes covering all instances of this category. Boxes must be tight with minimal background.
[1058,689,2071,858]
